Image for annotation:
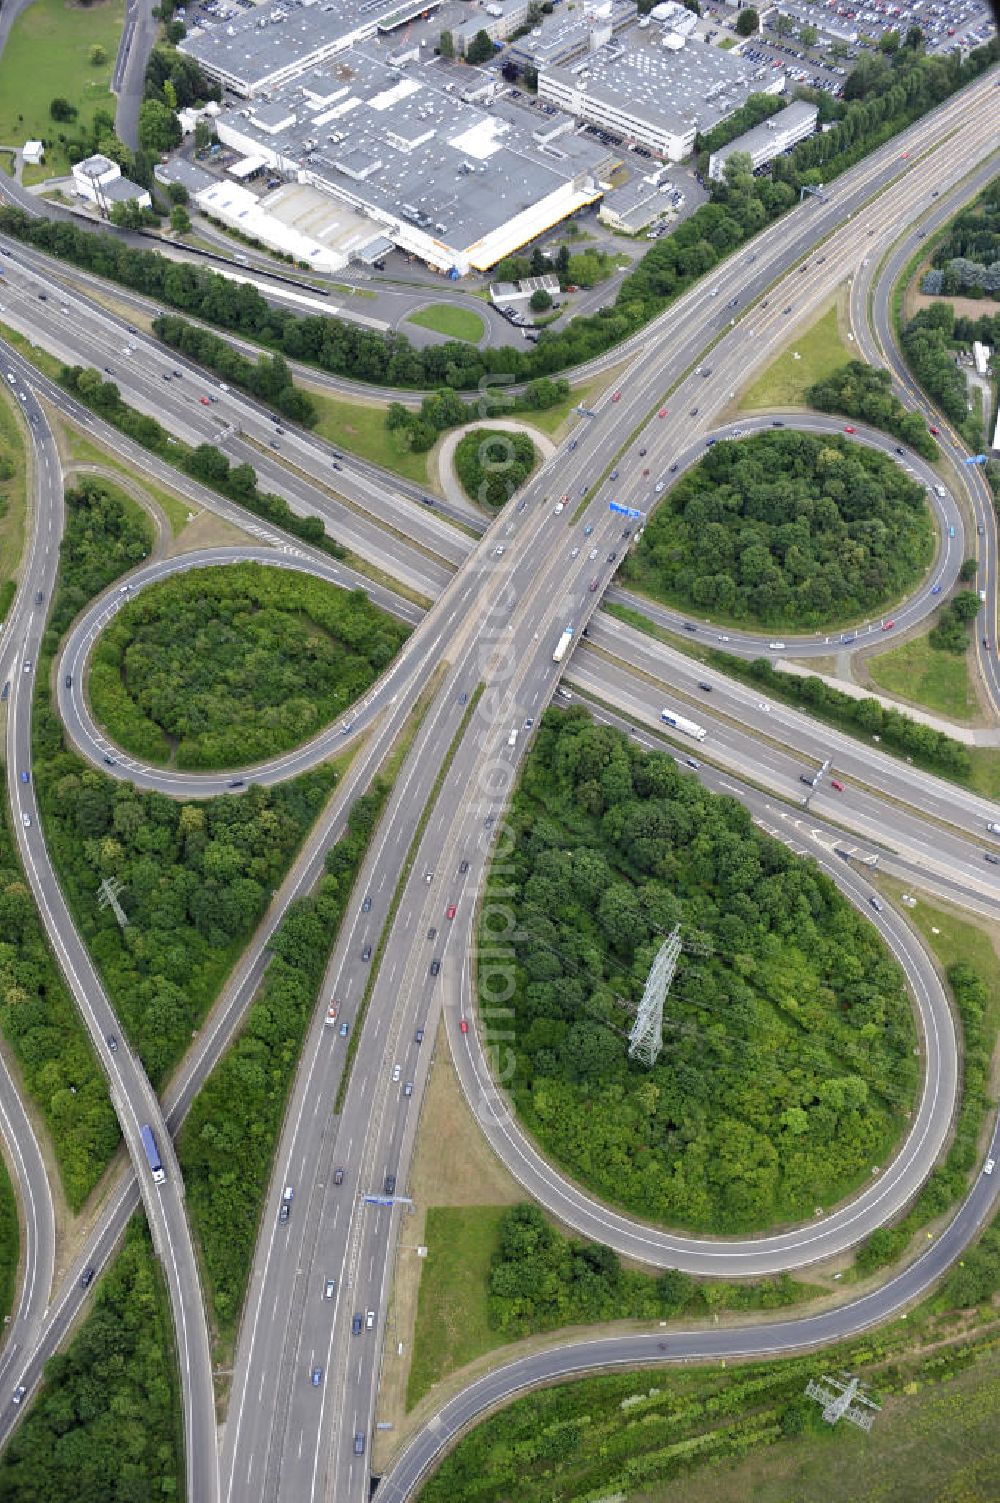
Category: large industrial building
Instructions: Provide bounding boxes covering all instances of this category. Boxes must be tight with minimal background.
[538,35,785,161]
[206,44,610,273]
[707,98,818,182]
[177,0,786,271]
[178,0,444,97]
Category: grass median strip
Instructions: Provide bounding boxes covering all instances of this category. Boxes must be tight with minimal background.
[334,680,483,1114]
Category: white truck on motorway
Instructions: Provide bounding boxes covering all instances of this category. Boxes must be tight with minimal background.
[660,710,707,742]
[552,627,574,663]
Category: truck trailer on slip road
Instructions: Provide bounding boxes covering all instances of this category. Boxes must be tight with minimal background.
[553,627,574,663]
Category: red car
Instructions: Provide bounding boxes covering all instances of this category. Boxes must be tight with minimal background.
[611,391,622,403]
[882,619,895,631]
[830,779,844,792]
[900,151,910,159]
[658,407,668,418]
[446,903,456,920]
[844,425,856,434]
[460,1018,469,1034]
[199,396,212,405]
[929,426,939,435]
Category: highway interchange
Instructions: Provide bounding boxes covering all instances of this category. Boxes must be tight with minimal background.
[0,63,998,1503]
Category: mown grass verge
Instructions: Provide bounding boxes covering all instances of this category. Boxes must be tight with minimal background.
[407,1202,820,1409]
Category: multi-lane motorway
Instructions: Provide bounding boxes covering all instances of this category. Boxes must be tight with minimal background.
[0,62,999,1503]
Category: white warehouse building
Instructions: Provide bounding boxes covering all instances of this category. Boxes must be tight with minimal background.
[707,99,818,182]
[539,36,785,161]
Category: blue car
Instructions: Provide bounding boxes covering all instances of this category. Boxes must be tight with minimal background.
[948,526,956,538]
[19,770,29,784]
[931,582,942,595]
[339,1021,349,1038]
[311,1367,323,1387]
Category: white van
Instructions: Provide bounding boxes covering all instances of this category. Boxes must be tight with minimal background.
[768,641,786,650]
[508,728,517,748]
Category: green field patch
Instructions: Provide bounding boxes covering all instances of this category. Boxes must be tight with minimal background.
[623,430,934,633]
[866,632,980,722]
[309,388,431,485]
[407,1206,508,1406]
[484,708,918,1236]
[87,560,408,770]
[0,0,124,182]
[741,302,854,410]
[406,304,486,343]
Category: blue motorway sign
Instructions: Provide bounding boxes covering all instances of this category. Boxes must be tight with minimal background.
[965,455,987,465]
[609,501,643,520]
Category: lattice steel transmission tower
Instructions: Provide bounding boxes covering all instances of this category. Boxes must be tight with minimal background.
[97,876,129,929]
[628,925,681,1069]
[804,1373,880,1432]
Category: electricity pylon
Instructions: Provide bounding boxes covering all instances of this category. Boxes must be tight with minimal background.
[628,925,681,1069]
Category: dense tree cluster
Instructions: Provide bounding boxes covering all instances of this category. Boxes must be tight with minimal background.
[806,361,939,458]
[929,589,982,653]
[486,1204,807,1340]
[386,377,568,453]
[922,174,1000,298]
[708,650,973,781]
[695,92,786,159]
[50,477,154,636]
[154,315,318,425]
[0,1219,181,1501]
[33,484,338,1088]
[453,430,538,509]
[624,431,933,629]
[57,365,335,555]
[180,783,388,1338]
[900,303,973,432]
[89,563,407,770]
[490,711,917,1234]
[144,42,219,112]
[2,36,994,394]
